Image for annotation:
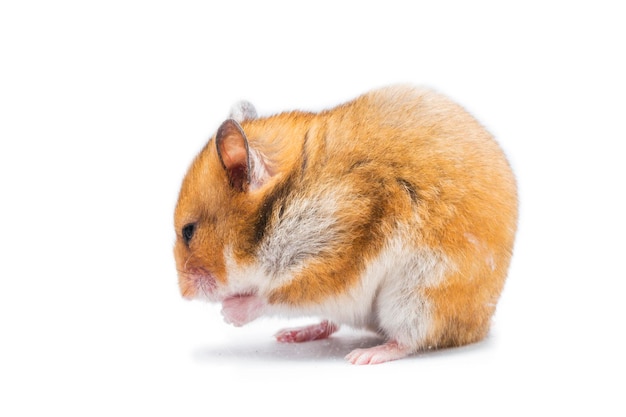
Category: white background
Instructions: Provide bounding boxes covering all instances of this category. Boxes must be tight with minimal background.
[1,1,624,415]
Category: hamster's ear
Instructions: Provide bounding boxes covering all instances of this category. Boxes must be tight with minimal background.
[215,119,272,192]
[229,101,258,123]
[216,119,251,192]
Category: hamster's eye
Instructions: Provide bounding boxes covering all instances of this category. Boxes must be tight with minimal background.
[181,223,196,246]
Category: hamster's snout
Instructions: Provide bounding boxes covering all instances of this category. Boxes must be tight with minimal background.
[178,267,217,300]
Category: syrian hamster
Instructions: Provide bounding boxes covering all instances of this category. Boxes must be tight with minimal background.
[174,85,518,365]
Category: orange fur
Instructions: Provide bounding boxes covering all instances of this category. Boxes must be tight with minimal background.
[174,85,518,355]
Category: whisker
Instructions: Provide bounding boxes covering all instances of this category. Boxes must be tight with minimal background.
[183,252,194,270]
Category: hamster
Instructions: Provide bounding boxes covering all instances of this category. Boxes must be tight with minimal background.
[174,85,518,365]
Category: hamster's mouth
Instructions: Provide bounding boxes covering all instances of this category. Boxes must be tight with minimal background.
[195,274,218,299]
[179,268,218,300]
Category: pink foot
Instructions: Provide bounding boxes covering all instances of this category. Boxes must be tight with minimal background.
[345,341,411,365]
[221,294,266,327]
[275,320,339,343]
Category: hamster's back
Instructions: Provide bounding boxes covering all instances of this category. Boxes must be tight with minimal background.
[300,85,517,253]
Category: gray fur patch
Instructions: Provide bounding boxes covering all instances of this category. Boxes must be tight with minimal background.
[258,190,341,276]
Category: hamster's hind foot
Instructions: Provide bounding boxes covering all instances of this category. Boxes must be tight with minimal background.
[274,320,339,343]
[345,340,411,365]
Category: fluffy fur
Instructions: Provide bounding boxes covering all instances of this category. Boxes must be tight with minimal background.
[174,85,518,364]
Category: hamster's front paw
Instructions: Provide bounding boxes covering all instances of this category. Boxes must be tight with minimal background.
[221,294,266,327]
